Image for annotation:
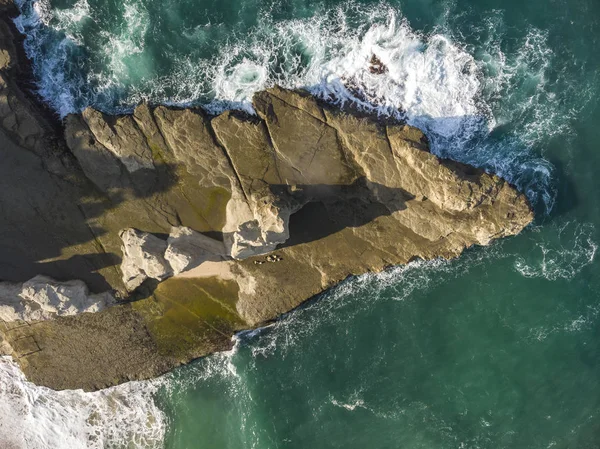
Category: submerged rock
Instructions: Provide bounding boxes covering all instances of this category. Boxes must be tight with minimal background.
[0,5,533,390]
[368,54,388,74]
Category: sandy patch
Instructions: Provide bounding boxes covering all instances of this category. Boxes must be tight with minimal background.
[175,260,234,280]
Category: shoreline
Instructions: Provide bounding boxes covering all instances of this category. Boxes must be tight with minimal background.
[2,1,66,134]
[0,0,534,392]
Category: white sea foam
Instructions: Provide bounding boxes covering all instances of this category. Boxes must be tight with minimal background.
[330,397,366,411]
[199,7,486,130]
[52,0,91,40]
[168,337,241,389]
[0,357,166,449]
[99,2,149,79]
[14,0,559,210]
[514,221,597,281]
[245,256,465,359]
[13,0,82,117]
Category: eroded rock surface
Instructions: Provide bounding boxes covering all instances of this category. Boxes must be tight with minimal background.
[0,276,114,322]
[120,226,227,289]
[0,2,533,390]
[119,228,172,291]
[165,226,227,275]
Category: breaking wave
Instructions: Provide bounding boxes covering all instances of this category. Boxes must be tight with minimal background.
[13,0,563,212]
[0,356,166,449]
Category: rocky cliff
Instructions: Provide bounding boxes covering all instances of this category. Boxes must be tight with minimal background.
[0,3,533,391]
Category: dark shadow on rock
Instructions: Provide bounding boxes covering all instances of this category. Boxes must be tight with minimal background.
[0,118,181,292]
[32,253,122,287]
[274,177,414,249]
[125,177,414,302]
[127,278,162,303]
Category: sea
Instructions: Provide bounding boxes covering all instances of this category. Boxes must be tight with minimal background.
[1,0,599,447]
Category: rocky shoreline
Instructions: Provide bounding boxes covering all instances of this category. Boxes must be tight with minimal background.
[0,1,533,391]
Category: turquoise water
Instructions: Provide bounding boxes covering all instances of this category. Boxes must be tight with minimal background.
[6,0,600,447]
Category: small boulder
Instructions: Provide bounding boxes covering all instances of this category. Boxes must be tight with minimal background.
[0,275,114,322]
[119,228,172,291]
[165,226,226,274]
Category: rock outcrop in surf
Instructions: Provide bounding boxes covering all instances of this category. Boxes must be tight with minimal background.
[0,3,533,391]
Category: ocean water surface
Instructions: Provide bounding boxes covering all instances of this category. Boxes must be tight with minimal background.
[2,0,600,447]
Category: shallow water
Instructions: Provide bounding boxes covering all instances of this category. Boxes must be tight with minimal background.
[2,0,600,447]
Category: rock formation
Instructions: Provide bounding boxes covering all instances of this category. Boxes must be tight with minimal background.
[0,276,114,323]
[0,1,533,391]
[120,226,227,290]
